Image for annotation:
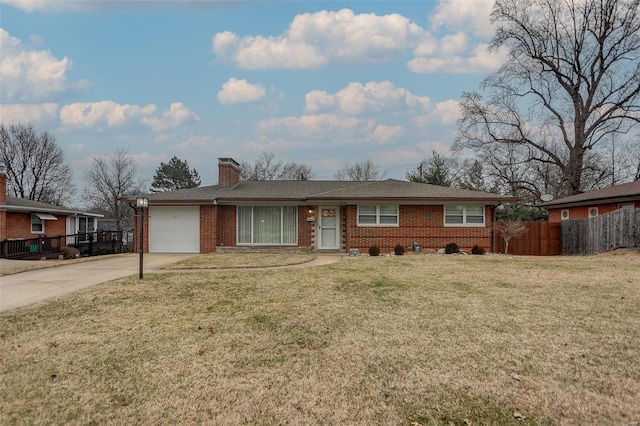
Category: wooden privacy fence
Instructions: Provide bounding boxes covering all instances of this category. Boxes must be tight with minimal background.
[493,222,561,256]
[561,208,640,255]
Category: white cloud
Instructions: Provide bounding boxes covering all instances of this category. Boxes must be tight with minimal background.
[408,43,507,74]
[430,0,495,38]
[258,114,376,141]
[0,28,88,102]
[60,101,157,128]
[0,103,59,124]
[59,100,199,133]
[413,100,461,127]
[305,81,432,115]
[140,102,200,133]
[212,9,426,69]
[176,135,216,150]
[243,137,311,152]
[370,125,405,144]
[369,148,424,166]
[217,78,267,105]
[408,1,505,75]
[0,0,59,12]
[129,152,167,168]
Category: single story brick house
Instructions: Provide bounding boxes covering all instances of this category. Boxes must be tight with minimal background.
[0,166,102,248]
[540,180,640,222]
[124,158,516,254]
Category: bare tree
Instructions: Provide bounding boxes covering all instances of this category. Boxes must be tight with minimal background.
[456,0,640,197]
[240,152,314,180]
[82,149,145,232]
[0,123,75,205]
[334,159,386,181]
[495,221,528,254]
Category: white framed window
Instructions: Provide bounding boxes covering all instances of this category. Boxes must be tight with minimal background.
[31,214,44,233]
[561,209,570,220]
[619,203,635,210]
[357,205,399,226]
[588,207,599,218]
[237,206,297,245]
[444,205,485,227]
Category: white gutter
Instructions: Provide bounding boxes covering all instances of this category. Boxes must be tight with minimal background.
[0,204,104,218]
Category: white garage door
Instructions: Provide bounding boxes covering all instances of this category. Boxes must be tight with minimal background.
[149,206,200,253]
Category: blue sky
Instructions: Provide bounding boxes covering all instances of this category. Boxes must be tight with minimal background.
[0,0,503,188]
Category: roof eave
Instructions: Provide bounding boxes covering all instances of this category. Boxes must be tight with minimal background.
[2,205,104,217]
[538,195,640,209]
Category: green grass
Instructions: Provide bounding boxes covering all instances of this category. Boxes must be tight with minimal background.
[1,251,639,425]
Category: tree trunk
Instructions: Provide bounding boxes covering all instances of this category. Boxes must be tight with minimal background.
[566,148,585,196]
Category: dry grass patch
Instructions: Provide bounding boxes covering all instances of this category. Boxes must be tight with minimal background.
[164,252,317,269]
[1,252,639,425]
[0,254,126,277]
[0,259,68,276]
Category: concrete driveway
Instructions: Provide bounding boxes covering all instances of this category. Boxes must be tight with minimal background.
[0,253,196,312]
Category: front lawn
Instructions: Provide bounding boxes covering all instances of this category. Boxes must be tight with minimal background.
[164,251,317,269]
[1,252,639,425]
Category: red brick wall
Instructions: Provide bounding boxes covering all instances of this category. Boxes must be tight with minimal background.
[0,210,6,241]
[5,212,67,239]
[345,205,494,253]
[219,205,237,246]
[298,205,313,248]
[548,202,636,222]
[200,205,217,253]
[218,162,240,188]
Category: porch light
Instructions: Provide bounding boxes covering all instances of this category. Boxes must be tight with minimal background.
[136,197,148,208]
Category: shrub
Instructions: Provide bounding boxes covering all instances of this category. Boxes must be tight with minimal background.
[92,247,115,256]
[394,244,405,256]
[471,245,486,255]
[368,245,380,256]
[60,246,80,260]
[445,242,460,254]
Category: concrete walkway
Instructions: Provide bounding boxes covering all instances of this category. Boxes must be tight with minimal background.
[0,254,344,312]
[0,253,196,312]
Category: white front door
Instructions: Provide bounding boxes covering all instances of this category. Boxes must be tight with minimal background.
[318,207,339,249]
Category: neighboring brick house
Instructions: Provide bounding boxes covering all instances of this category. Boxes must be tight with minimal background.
[0,166,102,251]
[540,180,640,222]
[123,158,517,254]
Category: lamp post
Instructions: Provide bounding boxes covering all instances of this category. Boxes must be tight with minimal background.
[136,197,148,279]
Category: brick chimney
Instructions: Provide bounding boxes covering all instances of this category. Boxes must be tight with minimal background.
[0,163,7,203]
[218,158,240,188]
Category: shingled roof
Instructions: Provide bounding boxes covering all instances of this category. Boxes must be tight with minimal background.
[125,179,517,205]
[539,180,640,208]
[2,196,103,217]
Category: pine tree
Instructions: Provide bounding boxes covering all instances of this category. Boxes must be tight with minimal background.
[150,156,201,192]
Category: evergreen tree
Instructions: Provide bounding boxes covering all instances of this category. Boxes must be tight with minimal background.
[150,156,201,192]
[406,151,458,186]
[458,160,487,192]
